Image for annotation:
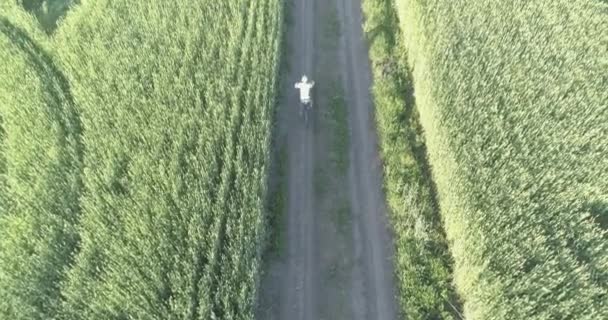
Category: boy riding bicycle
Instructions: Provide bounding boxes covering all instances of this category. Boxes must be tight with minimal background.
[294,75,315,117]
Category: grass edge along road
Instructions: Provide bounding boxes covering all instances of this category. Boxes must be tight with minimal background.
[361,0,461,319]
[395,0,608,318]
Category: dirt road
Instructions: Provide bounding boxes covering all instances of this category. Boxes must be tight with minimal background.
[257,0,398,319]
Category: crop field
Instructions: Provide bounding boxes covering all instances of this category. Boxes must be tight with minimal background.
[2,0,607,319]
[0,0,282,319]
[393,0,608,319]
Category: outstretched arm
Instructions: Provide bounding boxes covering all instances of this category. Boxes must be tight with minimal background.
[310,81,315,87]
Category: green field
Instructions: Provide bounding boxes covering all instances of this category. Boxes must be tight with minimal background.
[0,0,282,319]
[392,0,608,318]
[2,0,607,319]
[0,6,82,318]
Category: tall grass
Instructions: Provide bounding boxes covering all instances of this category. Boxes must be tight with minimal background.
[0,13,83,319]
[53,0,282,318]
[395,0,608,318]
[0,0,283,319]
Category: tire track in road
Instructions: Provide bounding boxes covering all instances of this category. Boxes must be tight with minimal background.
[257,0,398,318]
[335,0,399,318]
[282,0,317,319]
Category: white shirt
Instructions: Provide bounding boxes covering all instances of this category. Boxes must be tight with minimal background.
[295,81,315,101]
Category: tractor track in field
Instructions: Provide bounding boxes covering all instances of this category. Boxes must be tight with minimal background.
[257,0,398,319]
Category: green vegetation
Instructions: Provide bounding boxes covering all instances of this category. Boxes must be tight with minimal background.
[0,0,283,319]
[0,116,4,213]
[393,0,608,318]
[56,1,282,318]
[362,0,460,318]
[0,15,82,319]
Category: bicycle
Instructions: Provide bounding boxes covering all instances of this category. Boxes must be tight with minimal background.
[300,99,313,127]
